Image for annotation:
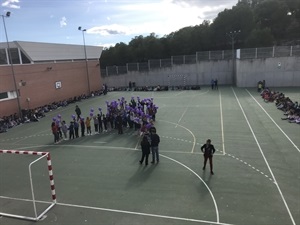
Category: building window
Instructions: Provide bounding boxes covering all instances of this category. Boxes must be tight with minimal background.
[0,49,8,65]
[0,92,8,100]
[8,48,20,64]
[20,50,31,64]
[0,91,16,102]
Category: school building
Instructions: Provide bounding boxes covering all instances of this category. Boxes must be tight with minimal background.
[0,41,103,117]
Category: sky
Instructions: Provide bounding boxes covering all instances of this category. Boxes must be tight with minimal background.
[0,0,238,48]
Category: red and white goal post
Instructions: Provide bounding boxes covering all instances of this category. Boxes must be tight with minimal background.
[0,150,56,221]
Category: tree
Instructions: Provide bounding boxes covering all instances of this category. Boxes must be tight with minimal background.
[245,28,275,47]
[254,0,290,41]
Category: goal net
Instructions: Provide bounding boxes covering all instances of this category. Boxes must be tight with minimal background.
[168,74,188,89]
[0,150,56,221]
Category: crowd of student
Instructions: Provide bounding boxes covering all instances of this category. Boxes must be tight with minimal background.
[0,89,106,133]
[50,96,159,144]
[261,88,300,124]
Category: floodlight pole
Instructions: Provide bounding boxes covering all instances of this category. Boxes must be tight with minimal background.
[1,12,23,119]
[226,30,241,86]
[78,26,91,95]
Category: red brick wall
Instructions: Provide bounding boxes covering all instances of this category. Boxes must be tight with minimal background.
[0,60,103,117]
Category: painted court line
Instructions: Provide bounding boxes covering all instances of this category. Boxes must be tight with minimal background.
[159,119,196,153]
[161,154,220,223]
[246,89,300,153]
[232,87,296,225]
[0,196,233,225]
[175,107,188,128]
[218,89,226,155]
[174,91,186,96]
[0,152,227,225]
[14,144,224,156]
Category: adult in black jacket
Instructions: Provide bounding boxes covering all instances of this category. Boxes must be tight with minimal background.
[200,139,216,175]
[140,136,151,165]
[75,105,81,121]
[150,130,160,164]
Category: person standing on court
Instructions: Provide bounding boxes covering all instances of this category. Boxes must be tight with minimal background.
[74,119,79,138]
[51,122,59,144]
[140,135,151,165]
[214,79,218,90]
[150,129,160,164]
[75,105,81,121]
[80,118,85,137]
[211,79,215,90]
[69,121,75,140]
[201,139,216,175]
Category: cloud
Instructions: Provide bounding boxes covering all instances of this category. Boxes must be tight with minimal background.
[88,24,130,36]
[101,43,116,49]
[1,0,20,9]
[60,16,67,27]
[88,0,238,43]
[171,0,237,8]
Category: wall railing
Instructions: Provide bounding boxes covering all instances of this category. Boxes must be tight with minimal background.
[101,45,300,77]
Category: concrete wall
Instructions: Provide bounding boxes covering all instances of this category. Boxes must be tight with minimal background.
[0,61,102,116]
[236,56,300,87]
[103,60,233,88]
[103,56,300,88]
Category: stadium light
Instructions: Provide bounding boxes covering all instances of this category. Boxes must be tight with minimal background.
[1,11,23,119]
[78,26,91,95]
[226,30,241,86]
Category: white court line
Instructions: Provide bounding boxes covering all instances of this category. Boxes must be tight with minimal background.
[161,154,220,223]
[0,151,226,225]
[134,137,140,150]
[175,107,188,128]
[246,89,300,153]
[158,120,196,153]
[231,87,296,225]
[218,89,226,155]
[174,91,186,96]
[15,144,226,156]
[0,196,232,225]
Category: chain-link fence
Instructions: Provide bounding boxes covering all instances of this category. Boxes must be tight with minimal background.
[101,46,300,76]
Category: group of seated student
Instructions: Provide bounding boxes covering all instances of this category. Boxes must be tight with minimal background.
[261,88,300,124]
[0,89,107,133]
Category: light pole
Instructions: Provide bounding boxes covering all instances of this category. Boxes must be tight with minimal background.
[1,11,22,119]
[78,26,91,95]
[226,30,241,86]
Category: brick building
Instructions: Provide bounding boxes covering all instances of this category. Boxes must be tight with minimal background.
[0,41,103,117]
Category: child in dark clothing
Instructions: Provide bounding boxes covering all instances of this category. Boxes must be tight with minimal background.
[74,120,79,138]
[102,114,108,132]
[80,118,85,137]
[69,121,75,139]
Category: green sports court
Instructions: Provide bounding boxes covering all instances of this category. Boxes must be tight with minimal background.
[0,86,299,225]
